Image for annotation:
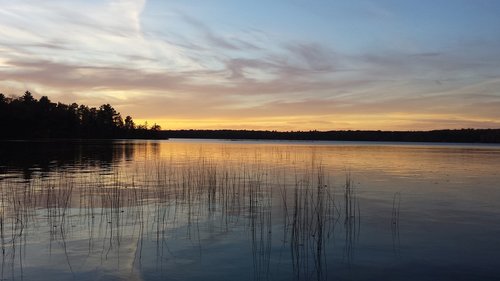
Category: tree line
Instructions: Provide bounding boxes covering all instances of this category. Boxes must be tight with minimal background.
[2,91,499,143]
[0,91,161,139]
[161,129,500,143]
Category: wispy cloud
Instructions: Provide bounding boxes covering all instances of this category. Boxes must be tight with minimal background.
[181,14,242,51]
[1,0,500,130]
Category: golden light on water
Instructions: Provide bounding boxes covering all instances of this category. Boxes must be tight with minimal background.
[1,140,500,279]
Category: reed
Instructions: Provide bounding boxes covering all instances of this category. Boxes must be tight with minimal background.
[0,147,370,281]
[391,192,401,255]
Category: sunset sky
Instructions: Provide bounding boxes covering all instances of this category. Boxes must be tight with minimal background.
[1,0,500,131]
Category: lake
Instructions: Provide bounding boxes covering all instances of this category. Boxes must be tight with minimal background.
[0,139,499,281]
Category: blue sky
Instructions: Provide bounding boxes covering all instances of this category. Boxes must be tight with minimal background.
[1,0,500,130]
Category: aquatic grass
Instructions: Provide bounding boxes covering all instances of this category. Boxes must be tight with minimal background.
[343,173,360,264]
[391,192,401,255]
[0,149,367,281]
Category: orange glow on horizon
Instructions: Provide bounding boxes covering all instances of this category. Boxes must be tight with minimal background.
[134,113,500,131]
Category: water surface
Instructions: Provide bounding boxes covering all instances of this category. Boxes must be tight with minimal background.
[0,139,499,280]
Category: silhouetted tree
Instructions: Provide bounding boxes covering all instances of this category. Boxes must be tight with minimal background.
[22,91,35,104]
[0,94,5,133]
[150,123,161,131]
[124,116,135,130]
[0,91,162,139]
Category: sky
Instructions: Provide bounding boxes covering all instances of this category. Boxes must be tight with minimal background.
[1,0,500,131]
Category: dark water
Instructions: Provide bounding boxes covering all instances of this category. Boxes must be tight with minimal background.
[0,139,499,281]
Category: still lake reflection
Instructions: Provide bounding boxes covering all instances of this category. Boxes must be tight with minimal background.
[0,139,499,280]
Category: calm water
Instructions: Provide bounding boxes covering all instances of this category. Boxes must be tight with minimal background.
[0,139,499,281]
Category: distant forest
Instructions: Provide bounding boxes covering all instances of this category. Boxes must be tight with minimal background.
[1,91,499,143]
[161,129,500,143]
[0,91,161,139]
